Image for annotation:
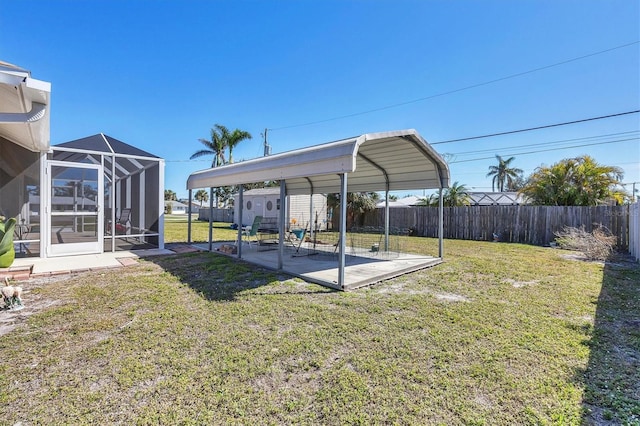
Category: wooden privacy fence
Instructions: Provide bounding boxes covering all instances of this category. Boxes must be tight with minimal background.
[362,205,631,250]
[197,208,234,222]
[630,202,639,261]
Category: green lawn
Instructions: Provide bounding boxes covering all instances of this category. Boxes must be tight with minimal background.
[1,221,638,424]
[164,215,239,243]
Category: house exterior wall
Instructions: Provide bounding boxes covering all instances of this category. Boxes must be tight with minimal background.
[233,191,328,229]
[288,193,328,230]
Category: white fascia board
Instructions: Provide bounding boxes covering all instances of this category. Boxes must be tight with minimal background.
[0,72,51,152]
[25,76,51,93]
[187,141,358,190]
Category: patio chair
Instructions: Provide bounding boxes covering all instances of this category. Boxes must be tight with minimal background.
[242,215,262,247]
[108,208,131,235]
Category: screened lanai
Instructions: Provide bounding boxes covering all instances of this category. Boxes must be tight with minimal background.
[49,134,165,255]
[187,129,450,290]
[1,61,164,260]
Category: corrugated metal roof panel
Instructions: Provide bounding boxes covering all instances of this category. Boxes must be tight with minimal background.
[187,129,450,194]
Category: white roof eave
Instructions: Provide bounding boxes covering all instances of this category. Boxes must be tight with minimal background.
[0,67,51,152]
[187,129,450,194]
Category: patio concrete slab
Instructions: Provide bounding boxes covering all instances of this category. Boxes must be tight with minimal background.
[9,248,173,277]
[194,242,442,290]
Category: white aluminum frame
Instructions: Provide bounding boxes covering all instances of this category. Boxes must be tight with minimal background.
[46,160,104,257]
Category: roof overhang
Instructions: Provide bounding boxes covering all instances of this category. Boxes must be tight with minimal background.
[0,61,51,152]
[187,129,450,195]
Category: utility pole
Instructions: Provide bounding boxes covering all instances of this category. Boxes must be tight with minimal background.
[262,128,271,157]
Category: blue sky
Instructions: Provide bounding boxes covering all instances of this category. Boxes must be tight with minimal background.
[2,0,639,199]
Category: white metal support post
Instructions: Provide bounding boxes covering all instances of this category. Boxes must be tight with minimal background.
[237,186,244,258]
[187,189,192,244]
[208,187,213,251]
[39,152,48,257]
[278,180,286,269]
[438,187,444,258]
[158,160,165,250]
[111,154,116,252]
[338,173,348,288]
[309,194,314,241]
[384,185,390,252]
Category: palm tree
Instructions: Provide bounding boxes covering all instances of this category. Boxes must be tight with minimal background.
[194,189,208,207]
[190,125,228,168]
[521,155,624,205]
[327,192,379,229]
[227,128,252,163]
[443,182,471,206]
[417,183,470,207]
[416,193,438,206]
[486,155,523,192]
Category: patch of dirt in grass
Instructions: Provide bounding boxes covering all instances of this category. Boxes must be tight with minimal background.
[376,282,408,294]
[435,293,471,302]
[0,276,68,337]
[375,278,471,301]
[503,278,539,288]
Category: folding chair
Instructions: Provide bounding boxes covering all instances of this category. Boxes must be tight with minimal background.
[242,216,262,247]
[108,208,131,235]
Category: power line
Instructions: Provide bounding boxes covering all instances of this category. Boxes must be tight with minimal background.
[450,137,639,164]
[432,110,640,145]
[446,130,639,156]
[268,41,640,131]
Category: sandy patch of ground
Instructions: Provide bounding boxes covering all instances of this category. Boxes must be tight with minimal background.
[0,276,68,337]
[503,278,539,288]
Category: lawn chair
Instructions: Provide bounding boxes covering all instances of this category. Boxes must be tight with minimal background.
[108,208,131,235]
[242,215,262,247]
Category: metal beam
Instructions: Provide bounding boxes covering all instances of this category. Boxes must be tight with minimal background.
[187,189,192,244]
[208,187,213,252]
[338,173,348,288]
[237,186,244,258]
[438,188,444,258]
[278,180,286,269]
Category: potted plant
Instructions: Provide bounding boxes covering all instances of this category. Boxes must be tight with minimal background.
[0,216,17,268]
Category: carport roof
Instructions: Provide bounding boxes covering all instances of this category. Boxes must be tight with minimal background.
[187,129,450,195]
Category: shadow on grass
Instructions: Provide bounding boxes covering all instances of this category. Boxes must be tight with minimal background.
[579,253,640,424]
[148,251,335,302]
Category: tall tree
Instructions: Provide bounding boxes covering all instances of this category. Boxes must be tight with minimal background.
[164,189,177,201]
[190,124,228,168]
[417,182,470,207]
[194,189,209,207]
[486,155,524,192]
[327,192,379,229]
[520,155,624,206]
[227,128,253,163]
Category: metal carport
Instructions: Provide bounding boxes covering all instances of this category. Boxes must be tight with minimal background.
[186,129,450,290]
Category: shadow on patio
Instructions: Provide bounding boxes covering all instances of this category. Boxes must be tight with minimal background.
[579,254,640,424]
[148,251,335,302]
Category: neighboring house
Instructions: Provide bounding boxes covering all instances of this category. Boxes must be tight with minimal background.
[178,200,200,213]
[165,200,190,214]
[468,192,527,206]
[0,60,165,258]
[233,188,328,230]
[376,195,421,208]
